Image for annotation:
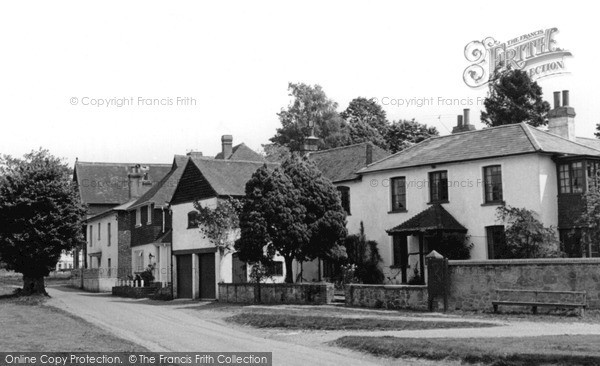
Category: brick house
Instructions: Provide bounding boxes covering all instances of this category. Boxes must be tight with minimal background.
[73,161,171,291]
[347,91,600,284]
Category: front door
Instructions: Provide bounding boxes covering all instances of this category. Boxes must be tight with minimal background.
[199,253,216,299]
[176,255,193,298]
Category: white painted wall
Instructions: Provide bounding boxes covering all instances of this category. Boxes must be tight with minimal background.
[130,243,172,283]
[346,154,559,283]
[86,213,118,281]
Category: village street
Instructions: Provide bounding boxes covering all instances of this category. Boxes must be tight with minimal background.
[46,286,600,365]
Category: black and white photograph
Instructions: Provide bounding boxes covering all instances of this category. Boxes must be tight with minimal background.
[1,1,600,365]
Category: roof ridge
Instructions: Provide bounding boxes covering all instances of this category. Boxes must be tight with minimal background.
[76,161,171,166]
[520,123,542,151]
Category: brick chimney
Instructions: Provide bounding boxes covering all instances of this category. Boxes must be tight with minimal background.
[186,150,203,158]
[221,135,233,159]
[366,143,373,165]
[547,90,576,141]
[128,164,144,199]
[452,109,476,133]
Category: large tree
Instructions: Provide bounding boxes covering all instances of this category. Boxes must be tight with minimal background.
[480,66,550,127]
[385,119,439,153]
[341,97,388,149]
[270,83,349,152]
[236,157,347,283]
[0,149,86,295]
[236,164,308,283]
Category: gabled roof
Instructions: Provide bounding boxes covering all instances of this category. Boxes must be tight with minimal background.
[190,158,278,196]
[128,155,188,210]
[308,142,389,183]
[386,204,467,234]
[360,123,600,174]
[214,143,265,162]
[73,161,172,205]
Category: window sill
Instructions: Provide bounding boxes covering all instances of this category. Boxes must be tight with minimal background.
[481,201,504,206]
[388,209,408,214]
[427,200,449,205]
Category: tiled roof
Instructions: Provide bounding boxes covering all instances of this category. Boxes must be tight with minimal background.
[386,204,467,234]
[360,123,600,174]
[129,155,188,210]
[189,157,278,196]
[214,143,265,162]
[576,137,600,151]
[308,142,389,183]
[73,162,172,205]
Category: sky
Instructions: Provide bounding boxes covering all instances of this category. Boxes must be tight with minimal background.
[0,1,598,165]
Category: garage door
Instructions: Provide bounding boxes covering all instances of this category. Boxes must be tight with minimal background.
[176,255,193,298]
[199,253,216,299]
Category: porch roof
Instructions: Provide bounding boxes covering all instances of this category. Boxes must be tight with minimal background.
[386,204,467,235]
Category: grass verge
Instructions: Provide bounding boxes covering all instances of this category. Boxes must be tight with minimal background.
[226,313,497,331]
[0,295,147,351]
[334,335,600,366]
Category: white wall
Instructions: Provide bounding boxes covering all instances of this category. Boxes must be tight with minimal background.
[131,243,172,283]
[86,214,118,279]
[347,154,559,283]
[172,199,217,252]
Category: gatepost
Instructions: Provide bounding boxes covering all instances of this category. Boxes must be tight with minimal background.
[426,250,449,312]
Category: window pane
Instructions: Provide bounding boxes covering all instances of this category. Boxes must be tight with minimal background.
[484,165,503,203]
[429,171,448,202]
[391,177,406,211]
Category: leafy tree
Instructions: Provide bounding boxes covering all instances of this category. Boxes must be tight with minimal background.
[261,143,291,163]
[341,97,388,149]
[481,66,550,127]
[194,197,242,282]
[236,164,307,283]
[282,155,347,261]
[495,205,562,258]
[385,119,439,153]
[574,186,600,257]
[0,149,86,295]
[342,222,383,284]
[236,157,347,283]
[270,83,349,151]
[595,123,600,139]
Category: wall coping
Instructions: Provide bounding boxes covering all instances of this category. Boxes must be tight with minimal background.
[449,258,600,266]
[219,282,332,287]
[348,284,427,290]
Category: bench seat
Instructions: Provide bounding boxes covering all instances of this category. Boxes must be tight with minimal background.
[492,289,587,316]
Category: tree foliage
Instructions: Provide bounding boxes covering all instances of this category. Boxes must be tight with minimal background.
[342,222,383,284]
[495,205,562,259]
[341,97,388,149]
[270,83,349,152]
[574,186,600,257]
[194,197,242,255]
[0,149,86,295]
[429,233,473,260]
[385,119,439,154]
[480,66,550,127]
[236,157,347,283]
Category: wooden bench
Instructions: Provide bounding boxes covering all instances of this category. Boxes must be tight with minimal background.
[492,289,587,316]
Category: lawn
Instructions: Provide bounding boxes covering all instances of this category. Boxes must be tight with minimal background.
[226,313,497,331]
[334,335,600,366]
[0,294,147,351]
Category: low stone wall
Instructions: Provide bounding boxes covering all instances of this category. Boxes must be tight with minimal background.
[345,284,428,311]
[447,258,600,311]
[219,283,335,304]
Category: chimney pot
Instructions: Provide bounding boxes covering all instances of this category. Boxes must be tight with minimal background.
[562,90,570,107]
[553,91,561,109]
[463,109,470,125]
[221,135,233,159]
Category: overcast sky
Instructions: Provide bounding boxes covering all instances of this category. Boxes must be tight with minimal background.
[1,1,597,165]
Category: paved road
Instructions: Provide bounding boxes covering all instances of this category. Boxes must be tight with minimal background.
[47,287,422,366]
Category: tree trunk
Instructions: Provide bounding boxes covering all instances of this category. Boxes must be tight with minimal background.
[284,257,294,284]
[22,276,49,296]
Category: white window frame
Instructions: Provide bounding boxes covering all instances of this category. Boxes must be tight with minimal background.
[147,205,152,225]
[135,208,141,227]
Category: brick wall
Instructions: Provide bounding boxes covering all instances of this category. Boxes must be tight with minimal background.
[219,283,334,304]
[345,284,428,310]
[131,207,164,247]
